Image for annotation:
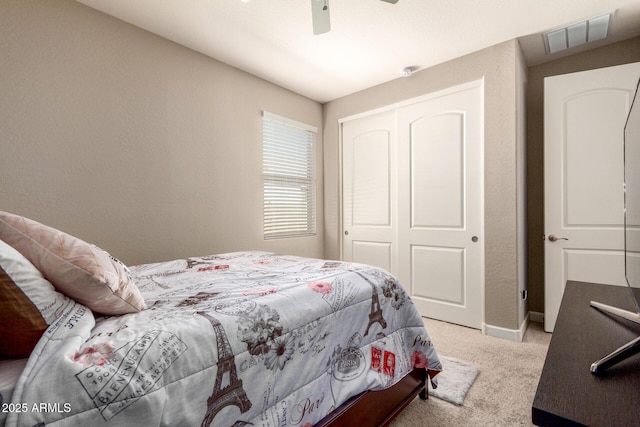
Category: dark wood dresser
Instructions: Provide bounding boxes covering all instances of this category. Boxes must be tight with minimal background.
[532,281,640,427]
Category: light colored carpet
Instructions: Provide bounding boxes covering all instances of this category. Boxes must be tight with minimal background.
[391,318,551,427]
[428,356,479,405]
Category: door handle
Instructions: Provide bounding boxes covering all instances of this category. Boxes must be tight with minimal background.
[548,234,568,242]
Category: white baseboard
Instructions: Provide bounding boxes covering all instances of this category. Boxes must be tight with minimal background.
[482,313,529,342]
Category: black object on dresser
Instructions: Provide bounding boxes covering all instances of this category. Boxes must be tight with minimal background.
[532,281,640,427]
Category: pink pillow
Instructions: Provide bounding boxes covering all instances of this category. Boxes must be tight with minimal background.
[0,211,146,315]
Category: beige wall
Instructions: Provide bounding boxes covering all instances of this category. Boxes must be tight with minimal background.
[7,1,635,327]
[0,0,324,265]
[526,36,640,314]
[323,40,523,330]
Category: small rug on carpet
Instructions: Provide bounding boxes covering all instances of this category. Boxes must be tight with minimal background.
[428,355,479,406]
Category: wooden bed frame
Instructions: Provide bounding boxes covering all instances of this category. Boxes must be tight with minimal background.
[316,368,428,427]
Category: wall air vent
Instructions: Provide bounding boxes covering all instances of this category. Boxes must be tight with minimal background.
[544,12,612,55]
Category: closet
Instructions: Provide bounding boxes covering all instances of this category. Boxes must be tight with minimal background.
[341,80,484,328]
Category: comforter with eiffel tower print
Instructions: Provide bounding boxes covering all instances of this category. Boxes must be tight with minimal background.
[5,251,442,427]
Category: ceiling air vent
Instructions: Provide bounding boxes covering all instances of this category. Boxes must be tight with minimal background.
[544,12,612,54]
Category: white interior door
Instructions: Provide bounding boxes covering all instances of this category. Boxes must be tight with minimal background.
[544,62,640,332]
[397,83,483,329]
[342,81,483,329]
[342,110,397,273]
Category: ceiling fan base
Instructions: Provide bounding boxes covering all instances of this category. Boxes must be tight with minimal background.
[311,0,331,35]
[311,0,399,35]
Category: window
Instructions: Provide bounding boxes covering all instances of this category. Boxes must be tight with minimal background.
[262,112,317,239]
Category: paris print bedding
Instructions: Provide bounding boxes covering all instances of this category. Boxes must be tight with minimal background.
[4,251,441,427]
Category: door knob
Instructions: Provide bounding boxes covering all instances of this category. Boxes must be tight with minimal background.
[548,234,568,242]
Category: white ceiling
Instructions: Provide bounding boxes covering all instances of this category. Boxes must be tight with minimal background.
[76,0,640,103]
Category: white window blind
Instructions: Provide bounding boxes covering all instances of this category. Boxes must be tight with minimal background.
[263,112,317,239]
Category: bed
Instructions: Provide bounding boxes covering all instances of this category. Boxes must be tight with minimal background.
[0,211,441,427]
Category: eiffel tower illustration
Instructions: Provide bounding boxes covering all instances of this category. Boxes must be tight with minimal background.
[364,283,387,336]
[198,311,252,427]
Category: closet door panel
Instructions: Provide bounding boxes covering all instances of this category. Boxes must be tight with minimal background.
[352,130,391,226]
[411,113,464,228]
[398,82,483,329]
[342,110,398,274]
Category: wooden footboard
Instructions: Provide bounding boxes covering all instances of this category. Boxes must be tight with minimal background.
[315,368,427,427]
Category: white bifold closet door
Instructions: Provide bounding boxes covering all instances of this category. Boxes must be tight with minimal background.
[342,81,484,329]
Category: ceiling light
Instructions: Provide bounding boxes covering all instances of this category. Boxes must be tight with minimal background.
[544,12,612,54]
